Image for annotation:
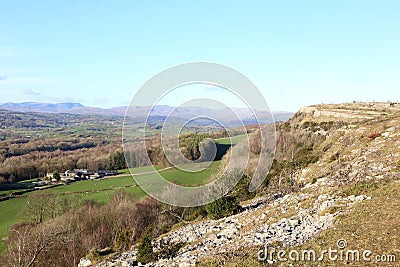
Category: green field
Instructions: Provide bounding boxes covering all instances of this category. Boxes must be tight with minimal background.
[0,162,221,253]
[0,134,243,253]
[0,198,26,252]
[119,165,162,175]
[135,161,221,186]
[215,134,247,145]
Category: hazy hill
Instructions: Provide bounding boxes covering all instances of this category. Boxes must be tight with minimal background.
[0,102,84,113]
[0,102,294,127]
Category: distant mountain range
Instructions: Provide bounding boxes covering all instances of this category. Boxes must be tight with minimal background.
[0,102,294,126]
[0,102,85,113]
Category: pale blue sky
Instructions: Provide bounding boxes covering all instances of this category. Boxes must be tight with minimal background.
[0,1,399,112]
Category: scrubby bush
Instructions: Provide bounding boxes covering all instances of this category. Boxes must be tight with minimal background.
[206,195,239,219]
[137,228,156,264]
[115,227,131,252]
[292,144,319,167]
[157,239,185,260]
[230,175,256,202]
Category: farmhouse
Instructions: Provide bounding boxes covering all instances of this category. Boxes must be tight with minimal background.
[44,169,119,184]
[64,169,118,179]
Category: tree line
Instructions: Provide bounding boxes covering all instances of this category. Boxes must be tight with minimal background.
[0,137,127,183]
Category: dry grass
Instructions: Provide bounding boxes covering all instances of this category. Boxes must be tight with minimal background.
[197,178,400,266]
[281,178,400,266]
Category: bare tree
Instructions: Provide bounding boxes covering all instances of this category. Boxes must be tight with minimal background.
[6,220,71,267]
[18,194,48,224]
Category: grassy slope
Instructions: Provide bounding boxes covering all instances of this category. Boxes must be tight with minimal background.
[0,198,25,253]
[198,178,400,267]
[286,178,400,266]
[214,134,247,145]
[135,161,221,186]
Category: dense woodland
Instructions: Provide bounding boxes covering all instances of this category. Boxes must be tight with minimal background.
[0,110,226,183]
[0,137,127,183]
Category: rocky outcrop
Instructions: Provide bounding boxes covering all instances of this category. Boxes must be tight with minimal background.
[78,258,92,267]
[300,102,400,121]
[93,191,368,267]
